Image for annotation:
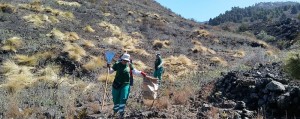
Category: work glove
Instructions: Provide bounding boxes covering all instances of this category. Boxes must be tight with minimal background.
[141,72,147,77]
[107,63,111,68]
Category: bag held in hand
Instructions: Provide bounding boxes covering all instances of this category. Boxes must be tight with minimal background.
[142,76,159,100]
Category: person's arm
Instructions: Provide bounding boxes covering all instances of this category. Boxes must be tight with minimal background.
[157,60,163,68]
[107,63,117,74]
[132,68,146,77]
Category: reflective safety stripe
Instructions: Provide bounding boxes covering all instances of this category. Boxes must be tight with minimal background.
[118,104,126,113]
[113,104,119,112]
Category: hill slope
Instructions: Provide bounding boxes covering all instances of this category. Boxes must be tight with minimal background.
[0,0,282,118]
[208,2,300,49]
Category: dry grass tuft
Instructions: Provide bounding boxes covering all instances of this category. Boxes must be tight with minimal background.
[47,29,80,41]
[47,28,65,40]
[99,21,122,36]
[164,55,198,79]
[82,40,95,48]
[23,14,60,27]
[83,25,95,33]
[56,0,81,7]
[100,21,150,56]
[153,39,171,49]
[1,37,23,52]
[0,60,35,93]
[14,54,38,66]
[19,3,75,20]
[0,3,16,13]
[191,40,216,55]
[232,50,245,58]
[83,56,105,71]
[144,96,170,109]
[174,87,193,105]
[36,65,60,86]
[210,57,228,67]
[98,72,116,83]
[132,60,149,71]
[63,42,86,62]
[193,29,210,38]
[65,32,80,41]
[18,0,43,12]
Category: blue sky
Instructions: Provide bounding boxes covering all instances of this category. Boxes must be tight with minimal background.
[155,0,300,22]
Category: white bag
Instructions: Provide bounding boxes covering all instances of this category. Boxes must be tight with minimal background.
[142,76,159,100]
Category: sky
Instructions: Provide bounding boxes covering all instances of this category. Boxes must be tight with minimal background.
[155,0,300,22]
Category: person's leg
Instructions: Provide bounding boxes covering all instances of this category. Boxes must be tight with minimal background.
[118,84,130,117]
[112,87,120,113]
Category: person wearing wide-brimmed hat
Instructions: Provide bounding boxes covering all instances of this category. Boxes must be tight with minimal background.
[107,53,147,118]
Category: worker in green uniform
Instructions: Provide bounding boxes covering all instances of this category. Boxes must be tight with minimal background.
[153,53,164,85]
[107,53,147,118]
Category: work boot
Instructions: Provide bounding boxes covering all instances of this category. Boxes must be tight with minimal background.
[119,112,124,119]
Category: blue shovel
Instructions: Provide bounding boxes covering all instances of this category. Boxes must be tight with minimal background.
[102,51,115,110]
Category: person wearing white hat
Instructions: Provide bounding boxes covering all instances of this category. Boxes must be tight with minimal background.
[107,53,147,118]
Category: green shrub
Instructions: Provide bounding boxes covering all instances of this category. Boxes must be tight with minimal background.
[256,30,276,42]
[284,52,300,80]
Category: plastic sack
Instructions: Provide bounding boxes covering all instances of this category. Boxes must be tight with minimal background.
[142,76,158,100]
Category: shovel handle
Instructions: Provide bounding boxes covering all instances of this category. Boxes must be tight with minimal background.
[101,68,110,110]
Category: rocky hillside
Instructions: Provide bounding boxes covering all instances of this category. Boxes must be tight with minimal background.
[0,0,294,118]
[209,2,300,49]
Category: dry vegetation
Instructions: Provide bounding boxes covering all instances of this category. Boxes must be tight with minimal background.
[100,21,150,56]
[163,55,198,80]
[63,42,86,62]
[1,37,23,52]
[55,0,81,7]
[191,40,216,55]
[153,39,171,49]
[210,57,228,67]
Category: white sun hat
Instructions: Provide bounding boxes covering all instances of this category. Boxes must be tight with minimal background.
[121,53,130,61]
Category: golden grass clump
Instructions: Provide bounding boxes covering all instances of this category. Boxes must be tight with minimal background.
[103,13,111,17]
[83,25,95,33]
[132,60,149,71]
[99,21,122,36]
[36,65,60,85]
[153,39,171,49]
[0,60,35,93]
[191,40,216,55]
[1,37,23,52]
[14,54,38,66]
[210,57,228,67]
[83,56,105,71]
[82,40,95,48]
[19,3,75,20]
[126,48,150,56]
[194,29,210,38]
[0,3,16,13]
[47,28,65,40]
[232,50,245,58]
[164,55,198,78]
[35,51,58,60]
[98,72,116,83]
[131,32,144,39]
[65,32,80,41]
[63,42,86,62]
[18,0,43,12]
[47,29,80,41]
[23,14,60,26]
[56,0,81,7]
[1,60,20,74]
[100,21,150,55]
[266,50,274,56]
